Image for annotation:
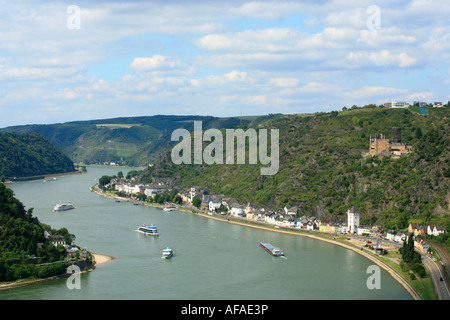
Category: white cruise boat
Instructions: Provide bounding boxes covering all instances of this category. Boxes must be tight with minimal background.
[136,224,159,235]
[163,203,177,212]
[53,203,75,212]
[162,247,173,259]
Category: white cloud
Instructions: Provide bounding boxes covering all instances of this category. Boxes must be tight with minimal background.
[0,0,449,128]
[248,95,267,104]
[190,70,249,87]
[349,86,409,99]
[324,7,367,29]
[346,50,417,68]
[407,92,435,101]
[130,55,181,71]
[269,77,299,87]
[358,28,417,47]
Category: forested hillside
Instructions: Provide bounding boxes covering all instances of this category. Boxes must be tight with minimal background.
[144,106,449,231]
[0,132,75,181]
[0,184,74,281]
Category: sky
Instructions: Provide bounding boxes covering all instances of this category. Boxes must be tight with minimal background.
[0,0,449,128]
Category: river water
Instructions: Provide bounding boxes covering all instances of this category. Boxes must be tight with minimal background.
[0,166,411,300]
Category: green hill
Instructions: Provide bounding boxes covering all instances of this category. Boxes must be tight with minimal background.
[143,106,450,231]
[2,115,257,166]
[0,132,75,181]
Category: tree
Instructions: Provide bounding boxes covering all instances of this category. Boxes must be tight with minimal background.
[99,175,111,187]
[400,235,421,265]
[117,171,124,179]
[136,193,147,202]
[415,127,422,139]
[173,195,182,204]
[156,195,164,204]
[170,188,178,202]
[192,196,201,208]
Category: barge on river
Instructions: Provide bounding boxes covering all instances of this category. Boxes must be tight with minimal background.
[260,242,284,256]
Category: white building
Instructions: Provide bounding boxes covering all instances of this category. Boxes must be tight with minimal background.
[208,196,222,212]
[427,225,445,236]
[384,101,409,108]
[357,226,371,236]
[394,233,406,243]
[347,206,360,234]
[230,206,244,217]
[386,231,396,241]
[190,187,196,202]
[306,221,317,231]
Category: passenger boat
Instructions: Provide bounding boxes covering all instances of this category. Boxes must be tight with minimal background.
[53,203,75,211]
[136,224,159,235]
[259,242,284,256]
[163,204,177,212]
[162,247,173,259]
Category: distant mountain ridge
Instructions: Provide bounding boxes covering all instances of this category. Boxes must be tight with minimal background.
[2,115,264,166]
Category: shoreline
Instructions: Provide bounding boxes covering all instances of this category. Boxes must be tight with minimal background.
[0,252,114,292]
[4,169,85,184]
[92,253,114,266]
[43,170,86,179]
[91,184,422,300]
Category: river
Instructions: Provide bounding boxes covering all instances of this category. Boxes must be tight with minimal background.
[0,166,411,300]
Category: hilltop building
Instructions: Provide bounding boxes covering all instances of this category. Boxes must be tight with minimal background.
[369,127,412,156]
[384,101,409,108]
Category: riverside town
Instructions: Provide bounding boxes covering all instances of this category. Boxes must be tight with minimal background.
[100,177,445,254]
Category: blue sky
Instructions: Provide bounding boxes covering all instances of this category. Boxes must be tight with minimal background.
[0,0,449,128]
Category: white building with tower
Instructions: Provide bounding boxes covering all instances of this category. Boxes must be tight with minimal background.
[347,206,360,234]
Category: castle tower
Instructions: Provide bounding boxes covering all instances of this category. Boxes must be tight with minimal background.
[369,133,389,156]
[347,206,360,234]
[391,127,401,143]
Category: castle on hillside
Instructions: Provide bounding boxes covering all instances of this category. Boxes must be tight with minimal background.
[369,127,412,156]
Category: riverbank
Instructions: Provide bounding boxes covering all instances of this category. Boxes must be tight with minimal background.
[90,184,423,300]
[4,169,86,183]
[0,252,114,292]
[92,253,113,266]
